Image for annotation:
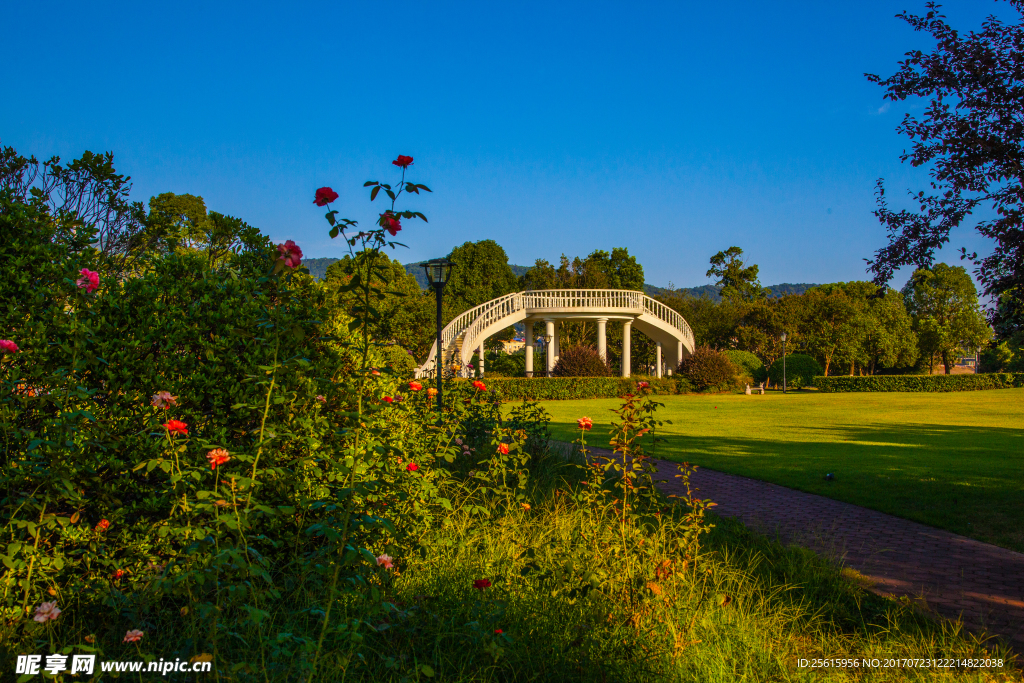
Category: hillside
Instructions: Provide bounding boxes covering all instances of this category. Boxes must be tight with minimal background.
[304,257,816,299]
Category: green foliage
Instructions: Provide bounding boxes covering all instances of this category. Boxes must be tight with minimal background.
[145,192,268,267]
[814,373,1024,392]
[444,239,520,313]
[551,345,611,377]
[677,347,736,391]
[902,264,991,374]
[706,245,764,303]
[722,349,767,384]
[767,354,823,389]
[322,253,435,362]
[485,351,526,377]
[657,293,745,351]
[481,377,686,401]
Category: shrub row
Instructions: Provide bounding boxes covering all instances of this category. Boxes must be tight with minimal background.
[814,373,1024,392]
[469,376,690,401]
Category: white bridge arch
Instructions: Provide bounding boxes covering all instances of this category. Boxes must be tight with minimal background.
[414,289,695,379]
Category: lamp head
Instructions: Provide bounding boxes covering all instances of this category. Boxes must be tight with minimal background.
[423,258,453,288]
[780,332,787,342]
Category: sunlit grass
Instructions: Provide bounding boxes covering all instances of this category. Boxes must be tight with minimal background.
[532,389,1024,552]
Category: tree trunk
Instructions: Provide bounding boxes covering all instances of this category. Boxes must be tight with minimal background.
[942,351,952,375]
[823,356,831,376]
[870,357,876,375]
[850,360,855,376]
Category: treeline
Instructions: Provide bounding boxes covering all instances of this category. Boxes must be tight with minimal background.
[656,248,991,376]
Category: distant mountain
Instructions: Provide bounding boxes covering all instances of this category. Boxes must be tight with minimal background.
[645,283,819,301]
[304,258,817,300]
[304,257,340,280]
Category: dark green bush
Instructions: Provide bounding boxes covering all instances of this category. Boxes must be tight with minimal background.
[552,344,612,377]
[474,376,687,401]
[815,373,1024,392]
[677,346,736,391]
[723,349,767,384]
[485,350,526,377]
[767,354,823,389]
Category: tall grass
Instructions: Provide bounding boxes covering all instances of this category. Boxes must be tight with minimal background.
[3,448,1017,682]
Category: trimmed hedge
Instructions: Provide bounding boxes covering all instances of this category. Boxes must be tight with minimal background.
[815,373,1024,393]
[465,376,690,401]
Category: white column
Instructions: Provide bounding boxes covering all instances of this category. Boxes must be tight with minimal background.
[524,321,534,377]
[551,321,559,365]
[677,341,684,372]
[621,320,632,378]
[478,341,485,377]
[545,319,556,377]
[596,318,608,362]
[656,341,662,379]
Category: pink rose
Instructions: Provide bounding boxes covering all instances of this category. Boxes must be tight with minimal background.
[314,187,339,206]
[276,240,303,269]
[77,268,100,294]
[0,340,18,354]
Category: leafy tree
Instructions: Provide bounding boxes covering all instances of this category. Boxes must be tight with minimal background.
[0,145,148,275]
[706,246,764,303]
[799,286,868,376]
[658,293,744,350]
[146,192,267,268]
[445,239,520,313]
[901,263,991,374]
[733,296,799,367]
[322,253,435,362]
[866,2,1024,334]
[861,286,919,374]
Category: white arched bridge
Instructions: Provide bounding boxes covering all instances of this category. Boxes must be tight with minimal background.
[414,289,695,379]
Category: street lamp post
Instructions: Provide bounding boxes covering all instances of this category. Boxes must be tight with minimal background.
[423,258,453,412]
[780,332,787,394]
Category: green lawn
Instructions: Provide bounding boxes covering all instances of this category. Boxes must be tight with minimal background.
[531,389,1024,552]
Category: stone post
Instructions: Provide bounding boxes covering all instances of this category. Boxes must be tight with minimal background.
[621,320,632,378]
[655,341,662,379]
[478,342,485,376]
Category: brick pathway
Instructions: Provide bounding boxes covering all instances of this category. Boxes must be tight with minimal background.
[572,443,1024,651]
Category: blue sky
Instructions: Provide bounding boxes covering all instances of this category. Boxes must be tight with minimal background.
[1,1,1009,290]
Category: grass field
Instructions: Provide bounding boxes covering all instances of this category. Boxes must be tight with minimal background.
[533,388,1024,553]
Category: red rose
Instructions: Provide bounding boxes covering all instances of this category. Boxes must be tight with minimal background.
[379,212,402,237]
[472,381,486,391]
[164,419,189,436]
[408,381,423,391]
[498,443,509,455]
[473,578,491,591]
[577,416,593,431]
[637,381,649,389]
[112,569,126,579]
[382,396,394,403]
[314,187,339,206]
[392,155,413,168]
[406,463,419,472]
[494,629,503,634]
[95,519,110,532]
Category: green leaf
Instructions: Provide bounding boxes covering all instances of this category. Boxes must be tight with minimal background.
[370,186,380,201]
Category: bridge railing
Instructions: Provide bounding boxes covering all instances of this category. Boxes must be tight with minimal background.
[415,289,694,377]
